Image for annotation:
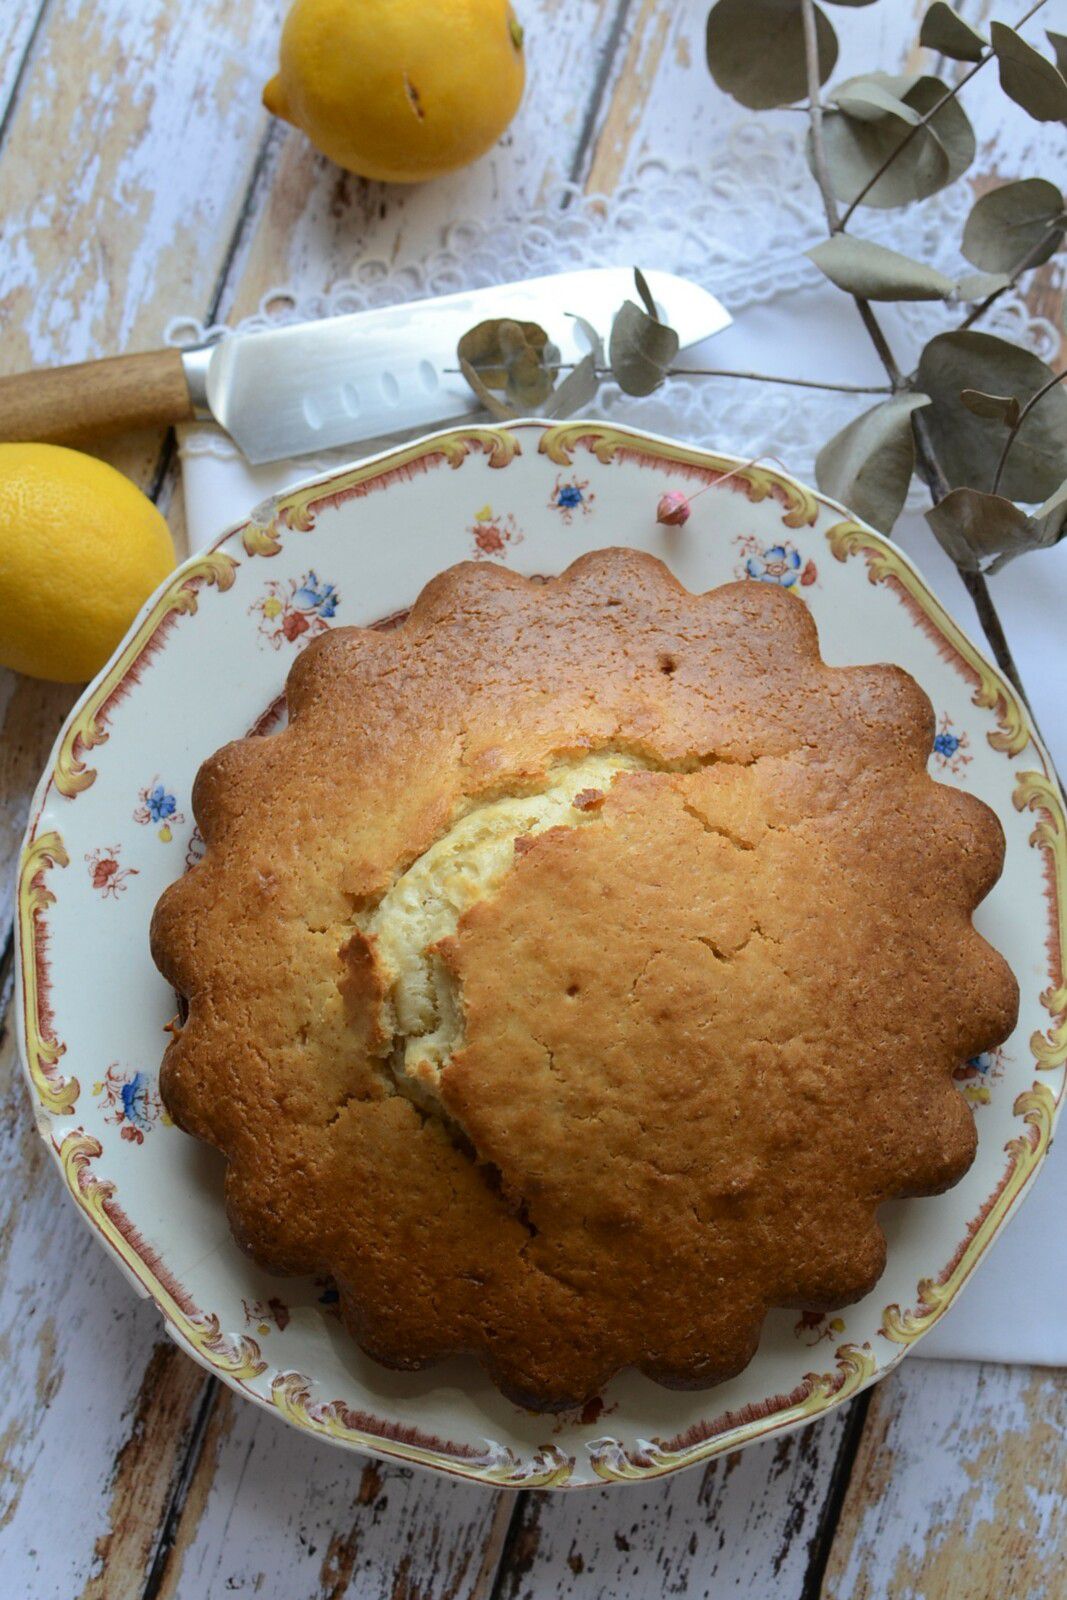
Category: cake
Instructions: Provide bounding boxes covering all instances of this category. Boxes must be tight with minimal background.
[151,548,1018,1409]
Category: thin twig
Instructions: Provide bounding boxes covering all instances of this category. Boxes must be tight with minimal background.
[990,366,1067,493]
[911,409,953,502]
[957,215,1067,332]
[837,0,1049,228]
[665,368,891,393]
[853,303,906,387]
[452,362,893,395]
[800,0,906,390]
[801,0,841,233]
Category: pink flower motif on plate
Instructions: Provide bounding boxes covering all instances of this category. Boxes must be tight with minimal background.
[794,1310,846,1347]
[469,504,523,559]
[92,1064,168,1143]
[953,1046,1008,1107]
[133,777,186,842]
[85,846,138,898]
[243,1296,291,1335]
[931,712,972,778]
[548,474,594,525]
[251,570,339,650]
[734,534,817,590]
[184,827,206,873]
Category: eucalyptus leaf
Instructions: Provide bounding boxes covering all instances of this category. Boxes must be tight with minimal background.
[492,321,549,408]
[1049,31,1067,78]
[916,331,1067,500]
[609,300,680,396]
[1034,478,1067,543]
[458,358,518,421]
[919,3,987,64]
[815,393,930,532]
[813,74,974,209]
[541,353,600,419]
[960,178,1065,270]
[925,487,1036,572]
[457,319,556,391]
[566,312,605,366]
[706,0,837,110]
[950,271,1012,301]
[990,22,1067,123]
[899,73,976,178]
[833,78,922,123]
[808,236,956,299]
[960,389,1021,426]
[633,267,658,321]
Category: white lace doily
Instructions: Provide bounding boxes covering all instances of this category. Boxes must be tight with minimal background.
[169,122,1063,519]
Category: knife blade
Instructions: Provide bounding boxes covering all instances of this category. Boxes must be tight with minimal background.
[0,269,730,464]
[185,268,730,463]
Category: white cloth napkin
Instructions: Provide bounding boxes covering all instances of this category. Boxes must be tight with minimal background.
[172,139,1065,1365]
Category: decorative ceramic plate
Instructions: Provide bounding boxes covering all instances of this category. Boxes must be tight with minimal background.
[16,421,1066,1490]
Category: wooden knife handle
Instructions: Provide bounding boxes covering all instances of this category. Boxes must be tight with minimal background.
[0,348,196,446]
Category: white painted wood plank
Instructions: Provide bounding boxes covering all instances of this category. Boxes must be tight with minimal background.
[0,0,284,371]
[151,1388,508,1600]
[0,0,48,127]
[0,1018,215,1600]
[821,1359,1067,1600]
[490,1409,853,1600]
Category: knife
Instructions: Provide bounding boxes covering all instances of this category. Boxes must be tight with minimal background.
[0,269,730,465]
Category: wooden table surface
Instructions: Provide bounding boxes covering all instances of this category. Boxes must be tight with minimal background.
[1,2,1065,1596]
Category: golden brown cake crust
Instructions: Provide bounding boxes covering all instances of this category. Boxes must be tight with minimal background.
[151,549,1018,1409]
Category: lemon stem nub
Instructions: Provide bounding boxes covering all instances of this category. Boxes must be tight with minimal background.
[262,74,294,124]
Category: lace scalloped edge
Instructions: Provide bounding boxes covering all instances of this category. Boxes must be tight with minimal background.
[169,127,1064,510]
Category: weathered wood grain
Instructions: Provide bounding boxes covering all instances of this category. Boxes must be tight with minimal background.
[76,1347,214,1600]
[0,0,284,372]
[0,10,274,1586]
[0,1011,214,1598]
[489,1408,856,1600]
[148,1390,509,1600]
[0,0,48,133]
[821,1359,1067,1600]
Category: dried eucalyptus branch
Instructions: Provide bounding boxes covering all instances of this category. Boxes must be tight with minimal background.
[456,0,1067,587]
[837,0,1050,228]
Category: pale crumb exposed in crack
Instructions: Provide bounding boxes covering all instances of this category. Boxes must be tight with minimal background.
[356,753,649,1105]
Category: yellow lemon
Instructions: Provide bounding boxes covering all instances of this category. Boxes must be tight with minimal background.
[263,0,525,183]
[0,443,176,683]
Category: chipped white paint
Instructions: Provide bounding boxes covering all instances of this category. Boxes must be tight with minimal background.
[0,1,47,125]
[823,1361,1067,1600]
[153,1392,507,1600]
[0,0,284,369]
[485,1411,854,1600]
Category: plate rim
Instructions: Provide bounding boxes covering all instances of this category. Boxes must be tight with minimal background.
[14,417,1066,1489]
